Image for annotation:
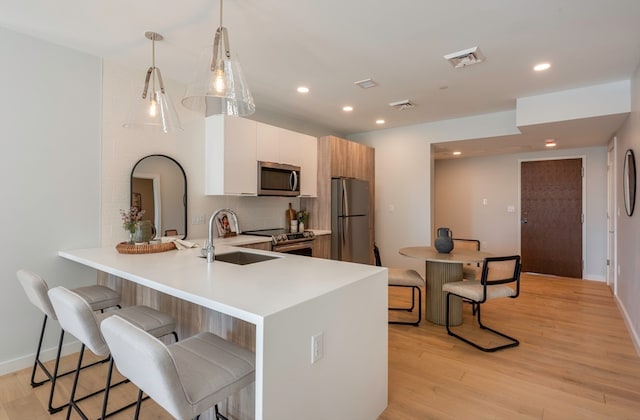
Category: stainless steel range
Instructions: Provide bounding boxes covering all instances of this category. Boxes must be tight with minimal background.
[243,228,315,255]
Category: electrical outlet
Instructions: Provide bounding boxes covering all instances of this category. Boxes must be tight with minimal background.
[311,332,323,364]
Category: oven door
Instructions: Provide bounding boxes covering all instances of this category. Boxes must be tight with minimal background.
[273,240,314,256]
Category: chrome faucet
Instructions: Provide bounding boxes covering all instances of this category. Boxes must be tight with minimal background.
[204,208,240,263]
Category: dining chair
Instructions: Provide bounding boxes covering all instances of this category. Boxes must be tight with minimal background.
[48,286,178,420]
[101,314,255,420]
[17,269,121,413]
[442,255,521,352]
[374,244,425,326]
[452,238,482,280]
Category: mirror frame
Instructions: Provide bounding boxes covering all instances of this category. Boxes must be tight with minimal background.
[623,149,636,217]
[130,154,188,239]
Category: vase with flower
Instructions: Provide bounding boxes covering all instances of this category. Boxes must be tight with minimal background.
[120,207,145,244]
[297,210,310,232]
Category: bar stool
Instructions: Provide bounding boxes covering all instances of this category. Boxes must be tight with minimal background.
[17,269,121,413]
[48,286,178,420]
[101,315,255,420]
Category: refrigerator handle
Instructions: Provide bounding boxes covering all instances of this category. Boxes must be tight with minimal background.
[341,179,348,215]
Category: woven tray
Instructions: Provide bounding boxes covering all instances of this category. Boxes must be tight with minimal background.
[115,241,176,254]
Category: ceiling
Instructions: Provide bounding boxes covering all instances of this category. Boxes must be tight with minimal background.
[1,0,639,158]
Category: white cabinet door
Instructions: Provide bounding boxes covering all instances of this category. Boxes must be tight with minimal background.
[205,115,257,195]
[256,123,280,163]
[298,133,318,197]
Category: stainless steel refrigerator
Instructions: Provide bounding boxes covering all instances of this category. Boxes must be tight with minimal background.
[331,178,370,264]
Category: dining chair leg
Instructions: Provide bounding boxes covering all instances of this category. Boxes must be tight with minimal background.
[388,285,422,326]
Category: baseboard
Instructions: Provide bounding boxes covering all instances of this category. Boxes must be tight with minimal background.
[0,340,81,376]
[583,273,605,282]
[614,295,640,358]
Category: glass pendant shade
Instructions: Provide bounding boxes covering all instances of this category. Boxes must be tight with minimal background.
[123,32,182,133]
[181,0,255,117]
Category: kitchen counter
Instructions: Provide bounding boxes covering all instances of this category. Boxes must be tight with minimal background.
[58,244,386,420]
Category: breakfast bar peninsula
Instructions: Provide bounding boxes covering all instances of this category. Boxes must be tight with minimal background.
[59,244,387,420]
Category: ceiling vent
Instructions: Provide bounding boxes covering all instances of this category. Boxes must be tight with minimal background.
[354,78,378,89]
[388,99,415,110]
[443,46,485,68]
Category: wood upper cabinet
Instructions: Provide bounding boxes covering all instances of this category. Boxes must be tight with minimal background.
[330,136,374,181]
[205,115,258,195]
[256,122,318,197]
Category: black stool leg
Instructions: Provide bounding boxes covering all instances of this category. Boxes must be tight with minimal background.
[66,344,88,420]
[47,329,66,413]
[30,315,49,387]
[134,389,143,420]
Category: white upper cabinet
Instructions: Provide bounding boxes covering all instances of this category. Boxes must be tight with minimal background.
[296,134,318,197]
[205,115,257,195]
[256,122,317,197]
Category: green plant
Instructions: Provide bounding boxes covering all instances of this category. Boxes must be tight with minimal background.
[120,207,145,233]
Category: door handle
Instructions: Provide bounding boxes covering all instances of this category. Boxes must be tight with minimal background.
[521,217,528,224]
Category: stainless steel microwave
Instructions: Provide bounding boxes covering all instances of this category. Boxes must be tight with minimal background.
[258,161,301,196]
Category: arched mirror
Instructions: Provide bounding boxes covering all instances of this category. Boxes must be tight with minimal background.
[623,149,636,217]
[131,155,187,239]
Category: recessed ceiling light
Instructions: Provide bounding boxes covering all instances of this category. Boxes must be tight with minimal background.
[297,86,310,93]
[342,106,353,112]
[354,78,378,89]
[545,139,557,147]
[453,151,462,156]
[534,62,551,72]
[375,119,385,125]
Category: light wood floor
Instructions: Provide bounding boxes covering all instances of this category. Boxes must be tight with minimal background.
[1,273,639,419]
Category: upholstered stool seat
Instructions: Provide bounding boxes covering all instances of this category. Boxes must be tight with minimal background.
[101,315,255,420]
[72,285,122,311]
[17,269,121,413]
[48,286,178,419]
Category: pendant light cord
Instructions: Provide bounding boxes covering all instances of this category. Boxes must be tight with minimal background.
[219,0,223,29]
[150,36,156,94]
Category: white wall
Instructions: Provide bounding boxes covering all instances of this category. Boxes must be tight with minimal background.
[0,27,102,373]
[434,146,608,280]
[613,63,640,350]
[349,129,432,275]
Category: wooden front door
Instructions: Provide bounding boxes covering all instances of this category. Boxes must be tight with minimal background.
[521,159,583,278]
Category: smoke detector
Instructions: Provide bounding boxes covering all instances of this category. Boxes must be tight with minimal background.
[388,99,415,110]
[444,46,485,68]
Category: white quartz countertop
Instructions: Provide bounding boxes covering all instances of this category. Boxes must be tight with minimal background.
[59,244,382,325]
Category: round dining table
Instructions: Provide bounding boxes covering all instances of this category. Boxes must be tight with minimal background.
[399,246,493,326]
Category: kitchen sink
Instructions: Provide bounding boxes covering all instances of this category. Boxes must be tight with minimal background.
[201,251,280,265]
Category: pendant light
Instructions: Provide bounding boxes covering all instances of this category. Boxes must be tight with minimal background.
[123,31,182,133]
[181,0,255,117]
